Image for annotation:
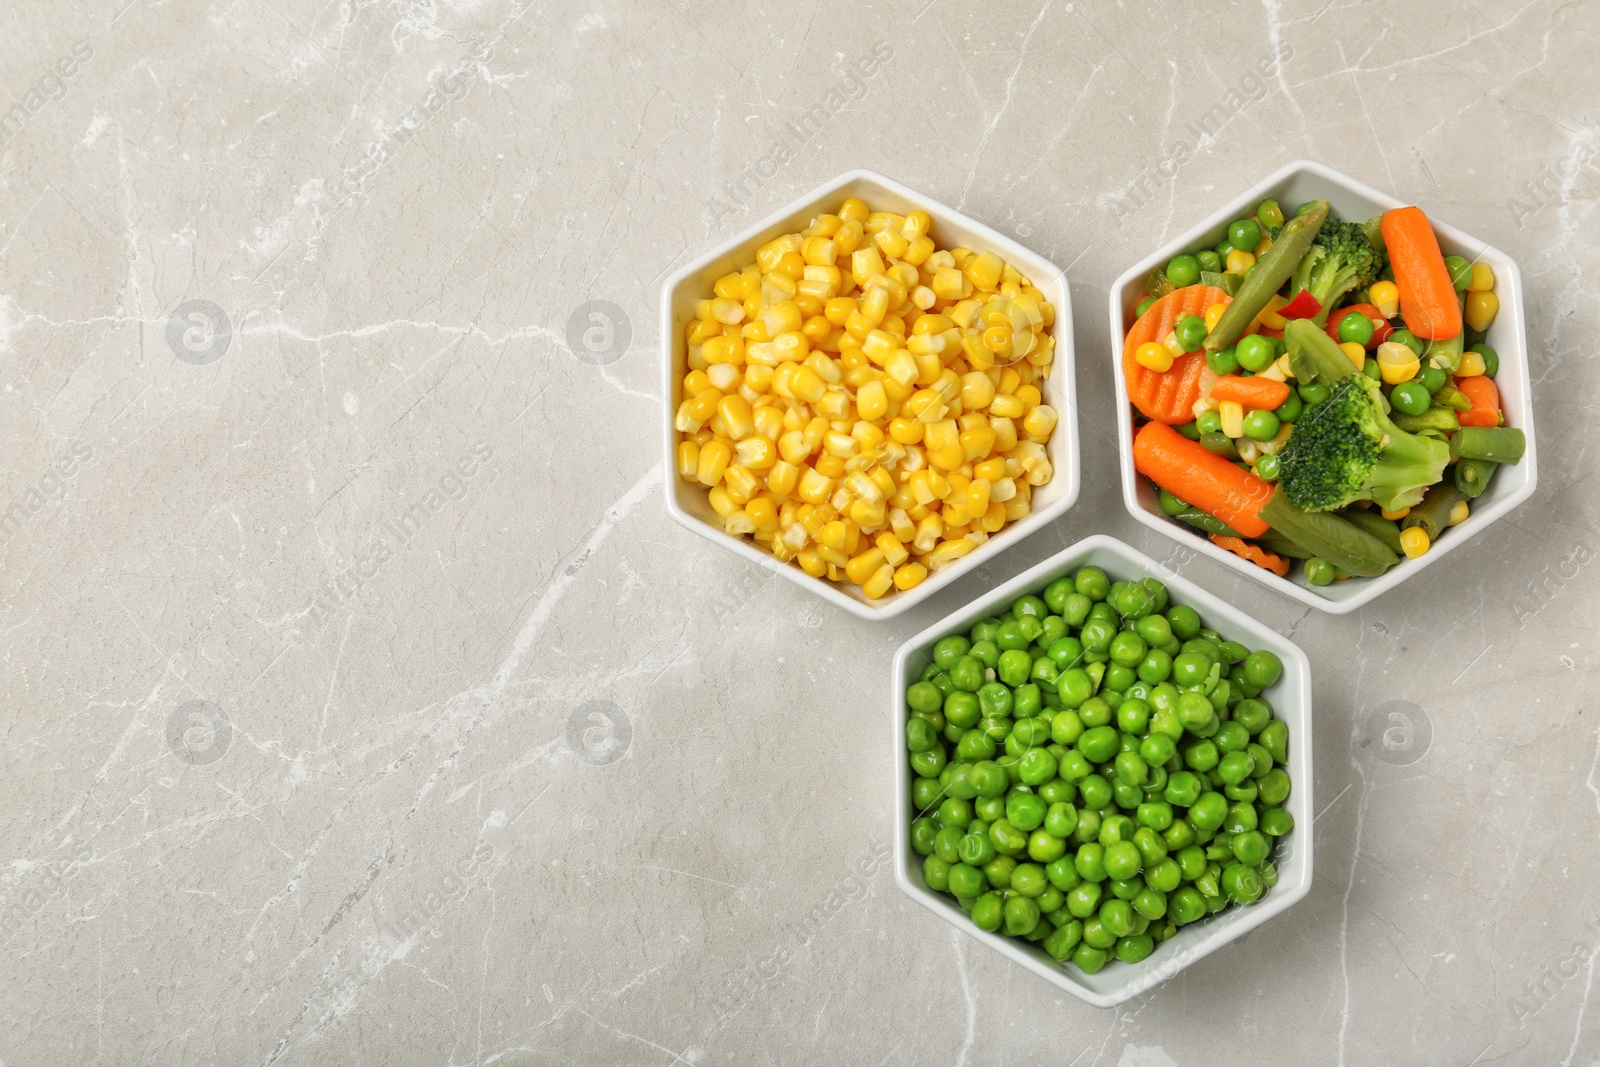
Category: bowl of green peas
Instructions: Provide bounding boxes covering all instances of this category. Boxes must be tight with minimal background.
[892,534,1312,1007]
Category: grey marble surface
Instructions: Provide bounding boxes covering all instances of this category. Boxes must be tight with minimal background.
[3,0,1598,1063]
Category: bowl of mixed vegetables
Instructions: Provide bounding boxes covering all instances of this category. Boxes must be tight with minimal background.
[1109,160,1536,612]
[663,169,1080,619]
[892,535,1312,1007]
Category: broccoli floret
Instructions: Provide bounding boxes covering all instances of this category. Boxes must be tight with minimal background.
[1288,218,1380,326]
[1277,375,1449,513]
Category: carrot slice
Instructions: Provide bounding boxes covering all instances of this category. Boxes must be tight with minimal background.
[1209,375,1291,411]
[1455,374,1501,427]
[1380,207,1462,341]
[1209,534,1290,576]
[1132,421,1273,537]
[1123,285,1230,423]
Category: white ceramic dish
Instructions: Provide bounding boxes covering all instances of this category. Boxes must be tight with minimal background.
[891,534,1313,1007]
[1108,159,1537,613]
[661,169,1080,620]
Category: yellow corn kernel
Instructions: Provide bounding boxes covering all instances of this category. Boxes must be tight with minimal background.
[707,486,737,518]
[794,546,826,577]
[814,453,845,478]
[824,297,855,325]
[991,416,1018,453]
[735,436,775,469]
[931,267,965,302]
[711,296,745,325]
[990,394,1026,420]
[745,497,779,533]
[904,236,936,269]
[1380,506,1411,521]
[1218,401,1244,439]
[1458,348,1486,377]
[718,395,755,440]
[874,228,910,260]
[687,318,723,346]
[960,425,997,462]
[801,236,838,266]
[973,456,1006,482]
[959,371,996,410]
[888,416,924,444]
[696,440,731,486]
[927,537,977,571]
[797,468,834,504]
[1448,499,1470,526]
[886,349,919,388]
[723,465,760,504]
[1399,526,1430,559]
[1225,249,1256,274]
[753,408,784,444]
[761,300,802,337]
[862,328,898,365]
[853,379,888,421]
[844,547,886,585]
[1341,341,1369,369]
[912,514,944,554]
[965,250,1004,292]
[1022,404,1058,438]
[1467,262,1495,293]
[875,532,910,568]
[1003,495,1031,522]
[852,247,886,287]
[1368,280,1399,319]
[1465,290,1499,332]
[778,429,811,465]
[1375,341,1419,384]
[790,366,826,404]
[768,460,799,496]
[1204,303,1228,331]
[675,440,700,479]
[837,197,869,223]
[965,477,991,518]
[1135,341,1174,373]
[889,509,916,543]
[892,562,928,590]
[978,501,1006,533]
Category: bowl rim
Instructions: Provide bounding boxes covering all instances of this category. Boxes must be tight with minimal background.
[660,167,1081,620]
[890,533,1314,1007]
[1107,158,1538,614]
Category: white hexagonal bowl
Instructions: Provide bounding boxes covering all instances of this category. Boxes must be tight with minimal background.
[891,535,1313,1008]
[1109,160,1538,613]
[661,169,1080,620]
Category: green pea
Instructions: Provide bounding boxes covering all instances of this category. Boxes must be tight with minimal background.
[1257,768,1291,807]
[1099,897,1136,938]
[1276,389,1303,423]
[1108,630,1148,669]
[1196,249,1223,273]
[996,649,1030,687]
[1016,614,1044,642]
[907,681,942,714]
[1112,751,1146,789]
[1190,792,1228,831]
[1165,254,1201,288]
[1074,567,1111,602]
[955,730,995,762]
[1074,842,1107,883]
[1160,819,1195,851]
[1078,773,1113,812]
[1242,408,1280,441]
[911,817,938,855]
[905,716,938,753]
[1260,806,1295,837]
[1443,255,1472,289]
[1006,791,1047,832]
[1043,919,1084,962]
[1175,313,1208,352]
[1072,942,1111,973]
[1050,710,1085,747]
[1215,234,1236,257]
[1231,830,1269,866]
[1216,751,1255,786]
[1014,684,1043,718]
[933,635,970,670]
[1236,334,1276,372]
[1260,721,1288,764]
[1195,409,1223,435]
[1169,886,1207,925]
[970,891,1004,931]
[1117,699,1152,736]
[1060,593,1092,627]
[1297,380,1330,405]
[1112,778,1144,810]
[950,656,985,692]
[1137,733,1174,768]
[1229,218,1261,251]
[1153,608,1195,644]
[1058,750,1092,783]
[1077,726,1119,764]
[983,855,1017,888]
[1176,692,1215,733]
[1470,342,1499,377]
[1221,863,1264,904]
[1080,618,1117,655]
[1337,310,1375,346]
[1104,663,1137,694]
[1205,346,1240,376]
[1304,557,1336,586]
[911,747,946,778]
[1134,796,1174,832]
[974,795,1005,823]
[937,799,973,832]
[1137,649,1173,684]
[934,825,965,864]
[1243,650,1283,689]
[1223,803,1257,834]
[1211,721,1247,755]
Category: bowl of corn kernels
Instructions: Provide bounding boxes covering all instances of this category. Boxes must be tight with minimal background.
[661,169,1080,619]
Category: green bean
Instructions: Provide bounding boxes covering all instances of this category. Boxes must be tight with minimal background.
[1454,457,1497,499]
[1401,482,1468,541]
[1337,509,1403,555]
[1206,200,1328,354]
[1258,489,1399,577]
[1451,426,1526,464]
